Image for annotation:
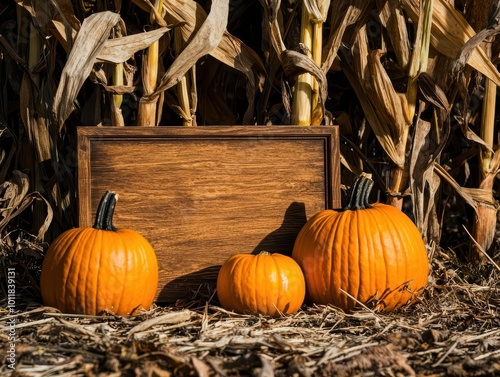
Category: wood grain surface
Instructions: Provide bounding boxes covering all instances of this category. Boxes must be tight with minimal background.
[77,126,340,302]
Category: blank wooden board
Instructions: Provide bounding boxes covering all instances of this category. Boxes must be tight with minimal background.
[77,126,340,303]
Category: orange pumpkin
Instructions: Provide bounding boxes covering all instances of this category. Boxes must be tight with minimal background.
[40,191,158,315]
[292,174,429,312]
[216,251,305,317]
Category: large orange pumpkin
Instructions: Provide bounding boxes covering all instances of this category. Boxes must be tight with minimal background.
[292,174,429,312]
[217,251,305,317]
[40,191,158,315]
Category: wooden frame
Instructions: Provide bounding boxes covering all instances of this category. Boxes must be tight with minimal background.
[77,126,340,302]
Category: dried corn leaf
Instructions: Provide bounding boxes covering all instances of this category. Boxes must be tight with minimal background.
[302,0,325,22]
[473,172,499,258]
[434,163,498,210]
[406,0,433,121]
[129,0,167,27]
[0,171,53,241]
[454,114,495,152]
[377,0,411,69]
[322,0,372,73]
[152,0,229,96]
[128,310,194,338]
[166,0,267,75]
[407,0,433,77]
[472,203,498,261]
[97,27,171,64]
[49,20,77,52]
[453,4,500,75]
[51,10,169,128]
[417,72,449,110]
[342,63,404,167]
[346,29,404,167]
[367,50,408,141]
[0,171,29,221]
[401,0,500,86]
[50,20,170,64]
[259,0,286,58]
[52,11,121,129]
[409,117,443,243]
[51,0,81,31]
[281,50,328,115]
[19,74,51,162]
[162,0,265,123]
[459,188,497,208]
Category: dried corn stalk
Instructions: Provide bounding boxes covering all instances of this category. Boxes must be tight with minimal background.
[466,0,500,264]
[111,19,126,127]
[291,0,331,125]
[291,2,313,125]
[150,0,230,99]
[52,11,169,128]
[386,0,433,208]
[137,0,165,126]
[310,0,330,125]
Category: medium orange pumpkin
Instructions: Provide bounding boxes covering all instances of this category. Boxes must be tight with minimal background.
[292,174,429,312]
[216,251,305,317]
[40,191,158,315]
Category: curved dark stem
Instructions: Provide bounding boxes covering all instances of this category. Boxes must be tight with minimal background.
[93,191,118,231]
[344,175,374,211]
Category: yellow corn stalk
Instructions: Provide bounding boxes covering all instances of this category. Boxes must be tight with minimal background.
[138,0,164,126]
[291,2,313,126]
[292,0,330,126]
[111,19,125,127]
[311,0,330,125]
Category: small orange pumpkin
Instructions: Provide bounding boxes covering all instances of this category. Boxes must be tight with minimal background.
[216,251,305,317]
[292,174,429,312]
[40,191,158,315]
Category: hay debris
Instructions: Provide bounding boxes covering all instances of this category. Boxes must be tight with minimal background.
[1,257,499,377]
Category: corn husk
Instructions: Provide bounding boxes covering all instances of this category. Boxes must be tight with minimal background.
[346,26,404,167]
[377,0,410,70]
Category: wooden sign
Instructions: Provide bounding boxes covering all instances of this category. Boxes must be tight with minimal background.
[77,126,340,303]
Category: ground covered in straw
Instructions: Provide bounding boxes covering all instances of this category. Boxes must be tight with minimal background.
[1,248,499,377]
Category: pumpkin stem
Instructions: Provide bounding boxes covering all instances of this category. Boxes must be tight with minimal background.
[93,191,118,231]
[344,174,374,210]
